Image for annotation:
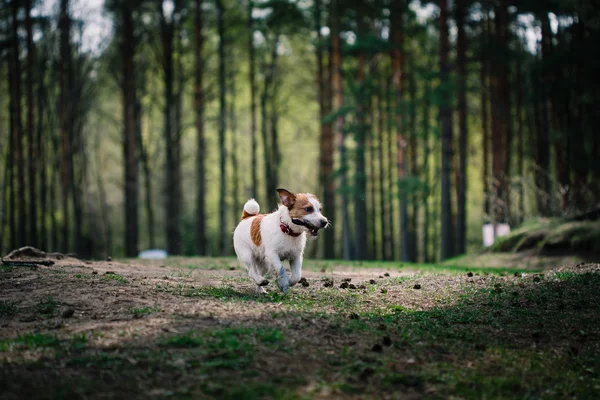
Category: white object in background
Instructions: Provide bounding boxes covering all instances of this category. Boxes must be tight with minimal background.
[138,249,168,259]
[482,223,511,247]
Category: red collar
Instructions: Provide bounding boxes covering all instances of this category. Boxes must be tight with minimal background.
[280,218,302,237]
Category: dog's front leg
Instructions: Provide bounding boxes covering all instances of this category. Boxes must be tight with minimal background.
[288,256,303,287]
[266,252,289,294]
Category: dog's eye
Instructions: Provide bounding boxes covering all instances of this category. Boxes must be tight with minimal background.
[304,206,314,213]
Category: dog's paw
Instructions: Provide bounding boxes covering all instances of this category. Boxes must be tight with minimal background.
[288,278,299,287]
[256,286,268,294]
[277,276,290,294]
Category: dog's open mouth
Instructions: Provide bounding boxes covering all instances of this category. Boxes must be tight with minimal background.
[292,219,320,237]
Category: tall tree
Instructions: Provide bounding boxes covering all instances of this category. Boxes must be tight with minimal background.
[391,0,410,261]
[10,0,26,247]
[216,0,228,254]
[316,0,335,259]
[353,19,368,260]
[377,72,390,260]
[438,0,454,260]
[229,49,241,224]
[195,0,206,255]
[25,0,37,247]
[122,1,138,257]
[481,12,491,222]
[159,0,182,255]
[331,0,350,260]
[261,35,280,211]
[59,0,71,252]
[455,0,467,254]
[248,0,258,200]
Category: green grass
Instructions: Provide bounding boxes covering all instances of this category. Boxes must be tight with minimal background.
[130,306,161,317]
[0,333,88,353]
[1,264,14,272]
[0,333,60,351]
[103,273,129,284]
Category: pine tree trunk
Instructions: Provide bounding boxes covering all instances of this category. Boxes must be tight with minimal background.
[378,74,390,260]
[497,5,512,224]
[229,51,241,224]
[94,135,112,258]
[571,20,588,209]
[481,13,490,222]
[248,0,258,201]
[331,0,350,260]
[386,71,397,260]
[25,0,37,248]
[439,0,454,260]
[354,50,368,260]
[368,102,377,259]
[391,1,410,262]
[316,0,335,259]
[533,71,551,216]
[122,3,138,257]
[195,0,206,255]
[11,1,26,248]
[217,0,228,255]
[540,14,568,212]
[37,56,47,250]
[7,14,17,251]
[160,3,181,255]
[269,69,280,205]
[59,0,70,252]
[516,62,525,224]
[408,55,418,261]
[136,102,154,250]
[455,0,467,254]
[261,36,279,212]
[421,61,432,262]
[50,121,60,251]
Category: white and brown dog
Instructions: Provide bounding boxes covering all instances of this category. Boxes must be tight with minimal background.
[233,188,329,294]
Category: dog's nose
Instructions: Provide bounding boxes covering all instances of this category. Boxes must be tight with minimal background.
[320,219,328,228]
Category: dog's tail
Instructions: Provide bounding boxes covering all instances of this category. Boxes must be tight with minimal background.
[241,199,260,220]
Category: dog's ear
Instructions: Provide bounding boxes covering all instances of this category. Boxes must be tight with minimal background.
[276,188,296,208]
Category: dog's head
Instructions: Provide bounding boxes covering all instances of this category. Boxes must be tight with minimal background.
[277,188,330,237]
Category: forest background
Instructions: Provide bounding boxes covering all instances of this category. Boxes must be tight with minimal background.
[1,0,598,261]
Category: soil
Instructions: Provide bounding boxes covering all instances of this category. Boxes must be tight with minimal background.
[1,254,599,399]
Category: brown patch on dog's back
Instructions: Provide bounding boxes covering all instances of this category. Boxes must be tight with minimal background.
[289,193,319,219]
[241,210,255,220]
[250,215,265,246]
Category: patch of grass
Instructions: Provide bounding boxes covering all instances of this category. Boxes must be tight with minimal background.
[103,273,129,284]
[130,306,161,317]
[1,264,14,272]
[0,333,60,351]
[0,300,18,317]
[36,296,58,315]
[0,332,88,353]
[171,269,193,278]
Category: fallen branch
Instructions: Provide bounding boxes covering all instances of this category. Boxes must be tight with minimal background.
[1,259,55,267]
